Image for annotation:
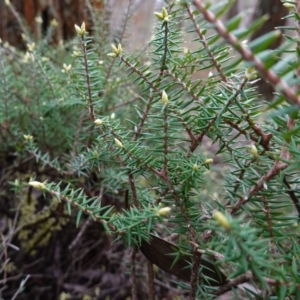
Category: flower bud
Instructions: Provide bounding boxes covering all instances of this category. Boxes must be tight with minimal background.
[251,145,258,157]
[161,7,168,19]
[154,12,163,20]
[28,181,46,190]
[108,43,122,57]
[107,53,117,57]
[35,16,43,24]
[213,211,230,230]
[283,3,295,9]
[27,43,35,52]
[245,67,257,80]
[62,63,72,73]
[114,138,124,149]
[74,22,86,36]
[50,19,58,27]
[23,52,35,63]
[204,158,213,165]
[154,7,170,22]
[23,134,33,141]
[161,90,168,105]
[94,119,103,125]
[192,164,199,171]
[157,207,171,217]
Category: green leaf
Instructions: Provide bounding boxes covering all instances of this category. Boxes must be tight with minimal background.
[76,209,83,227]
[248,30,281,54]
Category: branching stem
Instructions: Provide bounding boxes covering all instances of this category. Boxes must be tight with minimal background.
[193,0,300,107]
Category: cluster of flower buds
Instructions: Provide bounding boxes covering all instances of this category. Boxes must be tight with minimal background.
[74,22,86,37]
[107,44,123,58]
[154,7,170,23]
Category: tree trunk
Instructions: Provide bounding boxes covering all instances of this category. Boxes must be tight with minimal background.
[0,0,104,48]
[0,0,153,52]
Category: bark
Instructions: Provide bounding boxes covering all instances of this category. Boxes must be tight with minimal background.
[0,0,103,48]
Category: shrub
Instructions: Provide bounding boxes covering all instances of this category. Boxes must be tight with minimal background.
[1,0,300,299]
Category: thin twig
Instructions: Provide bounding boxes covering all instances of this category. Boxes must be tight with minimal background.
[133,91,154,141]
[163,69,202,101]
[190,242,225,260]
[261,195,276,254]
[81,36,95,121]
[159,22,169,78]
[230,160,288,214]
[147,260,155,300]
[105,96,141,112]
[6,2,31,40]
[185,4,228,83]
[215,270,300,296]
[283,176,300,218]
[47,188,116,231]
[189,77,248,155]
[129,173,139,208]
[104,0,134,82]
[68,217,92,250]
[120,56,162,95]
[160,175,200,300]
[163,106,168,175]
[214,272,252,296]
[190,250,201,300]
[11,275,30,300]
[84,0,96,27]
[130,249,138,300]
